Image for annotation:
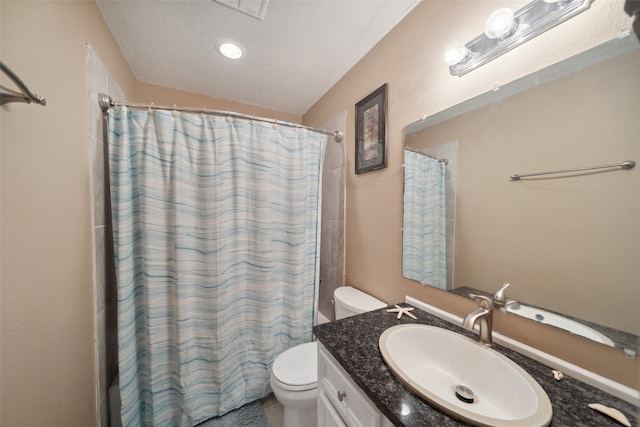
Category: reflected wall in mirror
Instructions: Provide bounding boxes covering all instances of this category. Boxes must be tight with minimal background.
[403,35,640,355]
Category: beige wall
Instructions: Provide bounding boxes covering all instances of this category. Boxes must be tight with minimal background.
[1,2,136,426]
[303,0,638,388]
[1,1,300,425]
[137,82,301,124]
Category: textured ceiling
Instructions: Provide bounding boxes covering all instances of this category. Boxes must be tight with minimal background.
[96,0,420,115]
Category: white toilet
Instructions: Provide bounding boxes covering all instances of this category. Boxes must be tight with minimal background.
[270,286,386,427]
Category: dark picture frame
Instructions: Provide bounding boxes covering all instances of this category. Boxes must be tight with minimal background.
[355,83,387,174]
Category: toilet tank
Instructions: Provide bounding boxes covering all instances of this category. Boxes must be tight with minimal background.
[334,286,386,320]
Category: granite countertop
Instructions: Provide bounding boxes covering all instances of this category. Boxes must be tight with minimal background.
[313,303,639,427]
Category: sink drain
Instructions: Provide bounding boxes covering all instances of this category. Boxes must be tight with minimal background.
[455,385,475,404]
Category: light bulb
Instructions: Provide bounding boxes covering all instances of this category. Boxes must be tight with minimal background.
[484,8,516,39]
[443,42,470,66]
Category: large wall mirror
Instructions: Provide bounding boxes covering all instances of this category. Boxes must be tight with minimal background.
[402,34,639,356]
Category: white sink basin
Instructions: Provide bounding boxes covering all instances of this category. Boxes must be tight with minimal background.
[506,304,615,347]
[379,324,552,427]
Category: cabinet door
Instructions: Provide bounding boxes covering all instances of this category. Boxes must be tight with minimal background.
[318,343,392,427]
[318,389,348,427]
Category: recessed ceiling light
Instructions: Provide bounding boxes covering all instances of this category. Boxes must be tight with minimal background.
[216,39,245,60]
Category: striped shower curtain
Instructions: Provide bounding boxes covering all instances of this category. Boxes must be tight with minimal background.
[106,107,326,427]
[402,150,447,289]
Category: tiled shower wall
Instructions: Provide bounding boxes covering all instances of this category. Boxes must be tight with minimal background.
[318,112,346,321]
[87,45,125,427]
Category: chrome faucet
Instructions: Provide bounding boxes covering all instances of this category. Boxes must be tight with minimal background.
[463,283,516,346]
[462,294,494,346]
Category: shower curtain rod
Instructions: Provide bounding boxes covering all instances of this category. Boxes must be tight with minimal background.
[98,93,343,143]
[404,147,448,165]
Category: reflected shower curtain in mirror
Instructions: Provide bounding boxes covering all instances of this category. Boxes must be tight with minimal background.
[106,107,325,427]
[402,150,446,289]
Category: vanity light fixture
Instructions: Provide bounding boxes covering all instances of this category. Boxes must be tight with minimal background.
[445,0,593,76]
[215,39,245,60]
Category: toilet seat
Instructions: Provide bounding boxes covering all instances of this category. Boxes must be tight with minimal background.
[272,341,317,392]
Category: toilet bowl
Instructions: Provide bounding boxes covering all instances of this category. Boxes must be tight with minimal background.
[270,286,386,427]
[270,341,318,427]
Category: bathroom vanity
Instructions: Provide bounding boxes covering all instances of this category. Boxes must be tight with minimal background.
[313,304,639,426]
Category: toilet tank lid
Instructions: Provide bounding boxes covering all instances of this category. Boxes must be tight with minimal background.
[334,286,386,312]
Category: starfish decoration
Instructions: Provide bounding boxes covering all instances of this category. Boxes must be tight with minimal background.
[387,304,417,320]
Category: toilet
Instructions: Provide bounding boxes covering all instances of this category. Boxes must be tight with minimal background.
[270,286,386,427]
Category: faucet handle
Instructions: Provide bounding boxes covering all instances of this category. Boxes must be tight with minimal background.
[492,283,510,307]
[469,294,493,309]
[500,299,521,313]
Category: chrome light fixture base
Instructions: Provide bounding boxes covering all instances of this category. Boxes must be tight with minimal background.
[449,0,593,76]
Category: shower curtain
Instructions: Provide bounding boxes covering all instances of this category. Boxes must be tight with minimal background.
[402,150,447,289]
[106,106,326,427]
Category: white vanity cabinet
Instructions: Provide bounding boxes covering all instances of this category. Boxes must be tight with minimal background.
[317,342,394,427]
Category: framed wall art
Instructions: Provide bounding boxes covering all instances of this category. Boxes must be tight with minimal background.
[355,83,387,174]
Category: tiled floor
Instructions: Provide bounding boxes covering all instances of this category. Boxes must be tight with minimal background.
[260,393,284,427]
